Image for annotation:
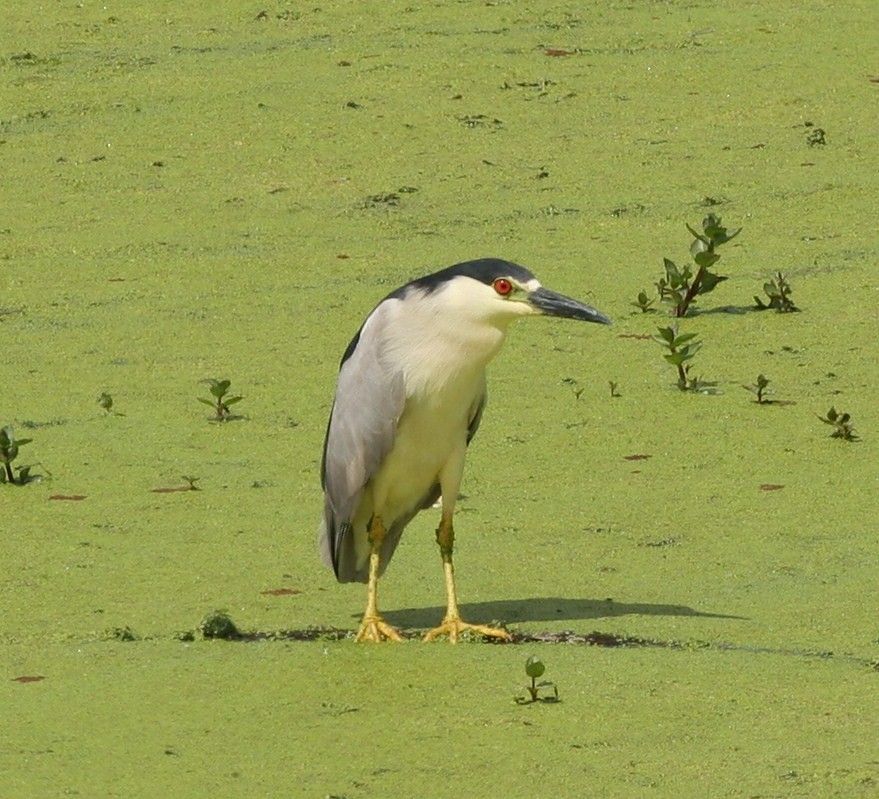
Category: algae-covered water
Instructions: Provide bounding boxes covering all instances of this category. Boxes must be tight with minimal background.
[3,2,879,797]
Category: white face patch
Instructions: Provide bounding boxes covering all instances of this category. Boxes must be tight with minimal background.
[491,276,542,299]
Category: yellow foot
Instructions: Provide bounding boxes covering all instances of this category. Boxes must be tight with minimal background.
[423,618,511,644]
[355,614,404,642]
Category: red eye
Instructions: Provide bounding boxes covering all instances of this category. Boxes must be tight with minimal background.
[493,278,513,296]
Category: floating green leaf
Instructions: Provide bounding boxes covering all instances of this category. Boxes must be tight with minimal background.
[525,655,545,679]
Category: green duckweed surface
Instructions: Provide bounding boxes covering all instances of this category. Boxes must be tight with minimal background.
[3,2,879,797]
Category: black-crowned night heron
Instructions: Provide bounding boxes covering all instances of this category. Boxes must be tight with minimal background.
[319,258,611,642]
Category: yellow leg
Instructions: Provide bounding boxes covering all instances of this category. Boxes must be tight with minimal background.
[423,512,511,643]
[355,515,403,642]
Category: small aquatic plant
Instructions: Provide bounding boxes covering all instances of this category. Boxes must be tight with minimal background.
[744,374,772,404]
[180,475,201,491]
[754,272,797,313]
[0,425,37,485]
[199,378,243,421]
[199,610,241,639]
[631,289,655,313]
[818,407,857,441]
[654,325,705,392]
[806,126,826,146]
[561,377,584,400]
[109,625,139,642]
[637,214,741,317]
[516,655,559,704]
[98,391,125,416]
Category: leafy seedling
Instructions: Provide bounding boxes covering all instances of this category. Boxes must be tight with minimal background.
[654,325,706,392]
[806,127,826,146]
[199,610,241,640]
[0,425,38,485]
[631,289,655,313]
[561,377,584,400]
[609,380,621,398]
[754,272,798,313]
[180,475,201,491]
[98,391,125,416]
[199,378,243,421]
[516,655,560,704]
[818,407,858,441]
[646,214,741,317]
[108,625,140,642]
[744,374,772,404]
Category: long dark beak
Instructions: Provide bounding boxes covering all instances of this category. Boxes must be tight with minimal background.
[528,286,612,325]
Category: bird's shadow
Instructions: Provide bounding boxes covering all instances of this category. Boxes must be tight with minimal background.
[380,596,747,629]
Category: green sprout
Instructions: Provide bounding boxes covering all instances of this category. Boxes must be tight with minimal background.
[98,391,125,416]
[631,289,655,313]
[754,272,798,313]
[198,378,243,421]
[108,626,140,642]
[806,126,826,146]
[0,425,36,485]
[645,214,741,317]
[744,374,772,404]
[818,407,858,441]
[180,475,201,491]
[608,380,621,398]
[516,656,559,704]
[654,324,705,392]
[561,377,584,400]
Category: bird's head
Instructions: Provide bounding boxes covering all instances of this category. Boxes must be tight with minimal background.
[404,258,612,328]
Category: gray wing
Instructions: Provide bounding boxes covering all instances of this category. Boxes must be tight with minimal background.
[466,384,487,446]
[319,301,406,580]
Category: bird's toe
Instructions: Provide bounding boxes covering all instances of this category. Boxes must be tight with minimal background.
[355,614,404,642]
[423,618,511,644]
